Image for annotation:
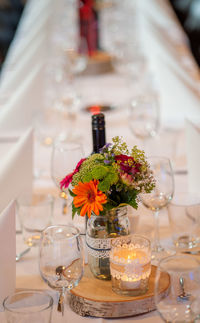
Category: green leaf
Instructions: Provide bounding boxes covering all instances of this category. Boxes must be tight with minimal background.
[108,188,138,210]
[91,165,108,179]
[68,188,76,197]
[82,173,93,182]
[72,203,83,219]
[127,199,138,209]
[104,201,118,211]
[72,203,77,219]
[98,171,118,192]
[121,189,138,209]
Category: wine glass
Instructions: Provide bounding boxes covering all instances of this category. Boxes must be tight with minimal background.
[51,141,83,188]
[39,225,84,316]
[64,36,88,82]
[51,141,83,215]
[155,254,200,322]
[140,156,174,263]
[129,94,160,151]
[111,41,147,81]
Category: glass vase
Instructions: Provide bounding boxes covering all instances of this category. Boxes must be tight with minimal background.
[86,207,130,280]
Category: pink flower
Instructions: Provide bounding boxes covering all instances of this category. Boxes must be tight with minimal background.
[115,154,141,175]
[120,173,133,186]
[60,173,73,189]
[60,158,86,190]
[74,158,86,174]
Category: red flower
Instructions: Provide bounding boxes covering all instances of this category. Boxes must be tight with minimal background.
[60,158,86,190]
[115,154,141,175]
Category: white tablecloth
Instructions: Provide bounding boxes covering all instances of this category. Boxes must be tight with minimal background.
[0,0,199,321]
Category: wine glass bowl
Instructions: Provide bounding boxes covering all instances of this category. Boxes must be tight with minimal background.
[51,141,83,188]
[64,36,88,80]
[39,225,84,315]
[110,41,147,78]
[129,94,160,143]
[140,157,174,209]
[141,192,171,212]
[155,255,200,323]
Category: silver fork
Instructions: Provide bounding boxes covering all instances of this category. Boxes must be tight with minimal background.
[16,247,31,262]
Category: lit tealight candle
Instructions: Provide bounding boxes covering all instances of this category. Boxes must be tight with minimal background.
[110,236,151,296]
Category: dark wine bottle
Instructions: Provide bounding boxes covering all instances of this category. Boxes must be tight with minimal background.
[91,113,106,154]
[85,113,106,231]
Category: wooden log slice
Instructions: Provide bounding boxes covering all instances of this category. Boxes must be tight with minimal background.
[69,265,170,318]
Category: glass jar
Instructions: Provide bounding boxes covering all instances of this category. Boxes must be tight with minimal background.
[86,207,130,280]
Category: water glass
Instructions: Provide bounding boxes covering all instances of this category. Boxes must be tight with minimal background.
[168,192,200,249]
[3,290,53,323]
[155,255,200,322]
[17,193,54,247]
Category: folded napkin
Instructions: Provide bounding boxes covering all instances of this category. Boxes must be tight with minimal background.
[0,128,33,213]
[155,58,200,126]
[0,201,16,311]
[186,119,200,193]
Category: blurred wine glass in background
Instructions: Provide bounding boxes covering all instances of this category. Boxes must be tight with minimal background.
[101,0,147,85]
[33,100,81,181]
[129,94,160,151]
[51,141,83,216]
[110,40,147,82]
[64,36,88,83]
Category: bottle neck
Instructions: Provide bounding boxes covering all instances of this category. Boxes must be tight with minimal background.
[92,127,106,153]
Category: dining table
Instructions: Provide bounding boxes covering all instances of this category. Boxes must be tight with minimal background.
[0,0,200,322]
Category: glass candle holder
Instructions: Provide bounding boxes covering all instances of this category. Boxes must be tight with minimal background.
[3,290,53,323]
[110,235,151,296]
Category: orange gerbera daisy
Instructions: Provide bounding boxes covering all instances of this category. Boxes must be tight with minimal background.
[72,180,107,218]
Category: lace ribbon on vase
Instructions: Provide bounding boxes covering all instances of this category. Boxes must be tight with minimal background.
[86,235,131,259]
[86,236,111,258]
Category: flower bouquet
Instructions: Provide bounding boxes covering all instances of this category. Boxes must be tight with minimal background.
[60,136,155,218]
[60,136,155,280]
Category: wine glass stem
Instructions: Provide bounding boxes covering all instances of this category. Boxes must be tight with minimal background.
[60,191,68,215]
[62,199,67,215]
[57,287,65,316]
[153,210,163,253]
